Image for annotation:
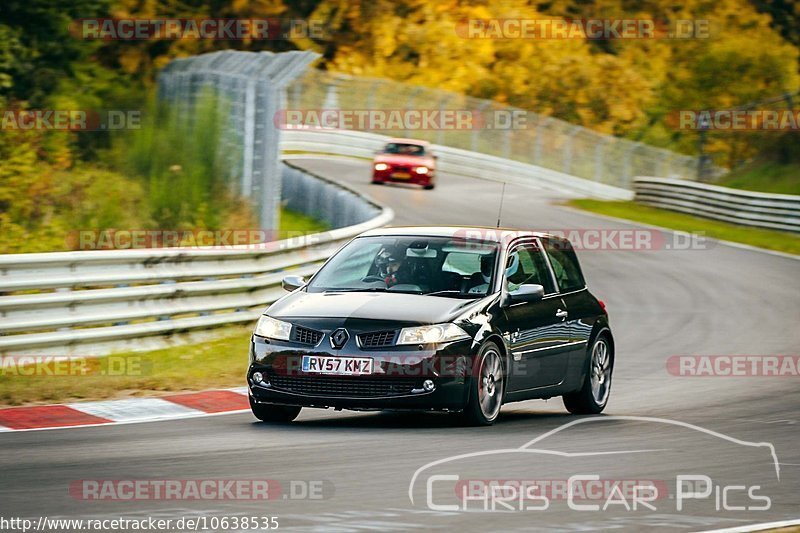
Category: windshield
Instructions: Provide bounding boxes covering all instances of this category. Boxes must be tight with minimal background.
[307,236,499,297]
[382,143,427,156]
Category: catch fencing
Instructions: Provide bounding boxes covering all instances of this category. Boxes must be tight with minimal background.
[158,50,320,229]
[286,69,710,189]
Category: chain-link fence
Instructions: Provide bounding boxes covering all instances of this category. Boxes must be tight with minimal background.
[158,50,319,229]
[159,50,710,223]
[287,70,705,190]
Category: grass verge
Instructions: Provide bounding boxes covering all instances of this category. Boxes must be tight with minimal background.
[280,207,330,234]
[0,326,252,407]
[568,199,800,256]
[714,160,800,195]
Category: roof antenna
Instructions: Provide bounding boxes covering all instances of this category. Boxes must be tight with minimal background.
[496,182,507,228]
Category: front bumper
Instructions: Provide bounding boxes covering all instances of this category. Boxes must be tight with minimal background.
[372,167,434,185]
[247,334,473,412]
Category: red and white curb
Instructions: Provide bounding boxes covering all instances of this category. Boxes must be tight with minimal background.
[0,387,251,432]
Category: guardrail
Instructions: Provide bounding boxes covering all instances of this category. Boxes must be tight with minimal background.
[281,128,634,201]
[634,177,800,233]
[0,164,393,356]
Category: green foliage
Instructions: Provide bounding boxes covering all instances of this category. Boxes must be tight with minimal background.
[0,131,146,253]
[715,159,800,194]
[117,93,252,230]
[0,0,113,106]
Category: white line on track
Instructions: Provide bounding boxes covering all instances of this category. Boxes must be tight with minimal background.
[698,517,800,532]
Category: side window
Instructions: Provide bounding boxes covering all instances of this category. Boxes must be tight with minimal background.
[506,243,555,294]
[543,238,585,292]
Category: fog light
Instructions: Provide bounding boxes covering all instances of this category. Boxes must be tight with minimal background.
[252,372,264,384]
[423,379,435,392]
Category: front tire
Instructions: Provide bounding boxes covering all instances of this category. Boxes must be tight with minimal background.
[562,333,613,414]
[249,396,302,423]
[463,341,505,426]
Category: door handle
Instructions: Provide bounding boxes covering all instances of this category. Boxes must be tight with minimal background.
[556,309,568,319]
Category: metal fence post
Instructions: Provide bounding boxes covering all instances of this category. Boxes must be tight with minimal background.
[563,126,579,175]
[472,102,489,153]
[593,138,606,183]
[534,117,551,165]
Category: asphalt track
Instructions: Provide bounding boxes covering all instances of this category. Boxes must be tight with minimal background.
[0,156,798,532]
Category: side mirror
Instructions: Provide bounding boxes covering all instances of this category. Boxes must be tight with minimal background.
[505,284,544,305]
[281,275,306,292]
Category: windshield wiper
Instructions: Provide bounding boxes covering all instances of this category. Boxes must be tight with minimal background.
[323,287,388,293]
[425,290,478,298]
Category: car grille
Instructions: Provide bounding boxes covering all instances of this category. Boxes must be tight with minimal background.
[291,325,323,346]
[269,375,417,398]
[357,330,397,349]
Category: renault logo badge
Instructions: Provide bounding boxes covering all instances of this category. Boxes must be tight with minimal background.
[329,328,349,349]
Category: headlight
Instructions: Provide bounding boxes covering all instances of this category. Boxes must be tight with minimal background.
[374,163,389,171]
[397,323,470,345]
[254,315,292,341]
[414,166,429,174]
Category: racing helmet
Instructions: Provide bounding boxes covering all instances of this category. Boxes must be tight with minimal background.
[374,245,403,278]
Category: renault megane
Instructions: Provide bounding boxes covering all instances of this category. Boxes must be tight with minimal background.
[247,227,613,425]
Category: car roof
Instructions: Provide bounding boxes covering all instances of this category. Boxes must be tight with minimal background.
[385,138,431,146]
[359,226,553,243]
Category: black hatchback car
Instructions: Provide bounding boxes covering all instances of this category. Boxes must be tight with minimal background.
[247,227,613,425]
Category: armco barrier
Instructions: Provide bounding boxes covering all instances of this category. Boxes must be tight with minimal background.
[0,164,393,356]
[634,177,800,233]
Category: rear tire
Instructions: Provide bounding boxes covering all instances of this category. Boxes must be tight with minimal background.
[371,180,383,185]
[562,333,613,414]
[423,184,435,190]
[249,396,302,423]
[463,341,505,426]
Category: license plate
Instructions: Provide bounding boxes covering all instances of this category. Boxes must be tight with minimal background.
[391,172,411,179]
[301,355,373,375]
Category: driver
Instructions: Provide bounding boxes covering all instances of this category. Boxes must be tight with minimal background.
[373,245,407,287]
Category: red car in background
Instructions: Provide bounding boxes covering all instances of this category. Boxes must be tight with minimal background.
[371,138,436,190]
